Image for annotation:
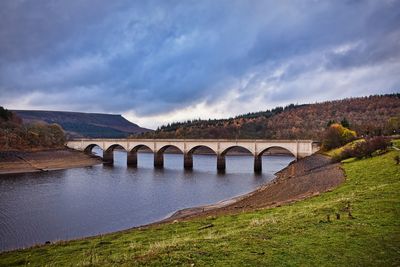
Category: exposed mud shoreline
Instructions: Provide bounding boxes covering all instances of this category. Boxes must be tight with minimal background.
[0,149,102,175]
[156,153,345,223]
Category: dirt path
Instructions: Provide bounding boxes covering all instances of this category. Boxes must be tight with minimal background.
[0,149,102,175]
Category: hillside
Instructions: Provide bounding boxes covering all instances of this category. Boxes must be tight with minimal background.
[0,107,66,151]
[13,110,151,139]
[135,94,400,140]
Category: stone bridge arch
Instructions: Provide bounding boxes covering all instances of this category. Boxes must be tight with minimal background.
[127,144,153,167]
[219,143,255,155]
[154,145,184,169]
[83,143,103,154]
[217,145,254,172]
[184,145,217,170]
[103,144,127,164]
[185,143,218,154]
[257,146,296,157]
[254,146,296,173]
[257,144,297,158]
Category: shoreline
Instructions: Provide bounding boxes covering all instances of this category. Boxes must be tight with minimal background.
[0,149,103,175]
[159,181,272,221]
[155,153,344,223]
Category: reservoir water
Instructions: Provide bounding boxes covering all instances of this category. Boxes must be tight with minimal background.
[0,149,293,251]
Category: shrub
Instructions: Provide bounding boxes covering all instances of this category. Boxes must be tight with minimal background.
[334,136,391,161]
[331,147,355,163]
[369,136,391,152]
[341,147,355,159]
[322,123,357,150]
[351,142,370,159]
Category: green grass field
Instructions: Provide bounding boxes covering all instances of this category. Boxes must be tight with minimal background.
[1,150,399,266]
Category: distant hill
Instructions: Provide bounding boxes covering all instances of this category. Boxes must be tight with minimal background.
[13,110,152,139]
[135,94,400,140]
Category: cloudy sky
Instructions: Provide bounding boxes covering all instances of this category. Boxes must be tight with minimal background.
[0,0,399,128]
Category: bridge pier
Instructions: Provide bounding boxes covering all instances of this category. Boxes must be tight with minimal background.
[217,154,225,172]
[184,153,193,170]
[127,151,137,167]
[103,150,114,164]
[254,155,262,173]
[154,152,164,168]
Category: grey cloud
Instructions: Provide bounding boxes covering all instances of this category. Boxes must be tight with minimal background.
[0,0,399,118]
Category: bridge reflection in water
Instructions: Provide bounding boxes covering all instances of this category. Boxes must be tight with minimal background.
[67,139,320,173]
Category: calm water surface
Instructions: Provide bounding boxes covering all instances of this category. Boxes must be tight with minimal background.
[0,149,293,251]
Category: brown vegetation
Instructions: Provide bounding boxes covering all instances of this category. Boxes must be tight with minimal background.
[135,94,400,140]
[332,136,391,162]
[0,107,66,151]
[322,123,357,150]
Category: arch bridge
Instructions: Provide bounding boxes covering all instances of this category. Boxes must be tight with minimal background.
[67,139,320,173]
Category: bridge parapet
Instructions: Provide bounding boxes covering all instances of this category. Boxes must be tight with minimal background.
[67,139,320,173]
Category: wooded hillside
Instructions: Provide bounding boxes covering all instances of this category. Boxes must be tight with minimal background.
[0,107,66,151]
[135,94,400,140]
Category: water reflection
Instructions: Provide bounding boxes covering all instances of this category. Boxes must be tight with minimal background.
[0,149,293,251]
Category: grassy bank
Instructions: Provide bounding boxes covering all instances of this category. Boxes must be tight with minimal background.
[1,151,399,266]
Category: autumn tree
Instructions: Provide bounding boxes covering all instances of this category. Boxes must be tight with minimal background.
[322,123,357,150]
[340,117,350,128]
